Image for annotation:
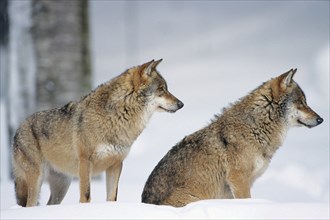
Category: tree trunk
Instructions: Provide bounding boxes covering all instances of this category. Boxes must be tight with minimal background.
[7,0,37,145]
[31,0,91,110]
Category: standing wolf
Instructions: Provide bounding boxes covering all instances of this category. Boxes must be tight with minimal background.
[12,59,184,207]
[142,69,323,207]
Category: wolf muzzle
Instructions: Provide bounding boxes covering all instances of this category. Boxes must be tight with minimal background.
[316,117,324,125]
[176,100,184,110]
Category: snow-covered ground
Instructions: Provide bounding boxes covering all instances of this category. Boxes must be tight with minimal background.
[1,180,329,219]
[1,1,329,219]
[1,181,329,219]
[2,198,329,219]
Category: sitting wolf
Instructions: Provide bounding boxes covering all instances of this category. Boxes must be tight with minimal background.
[142,69,323,207]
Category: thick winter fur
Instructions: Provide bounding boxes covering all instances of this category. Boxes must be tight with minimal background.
[12,59,184,207]
[142,69,323,207]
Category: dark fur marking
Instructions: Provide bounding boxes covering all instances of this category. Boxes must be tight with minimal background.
[124,91,134,100]
[60,102,74,116]
[85,187,90,201]
[219,131,228,147]
[263,124,273,136]
[13,132,20,149]
[30,123,41,150]
[78,112,84,125]
[261,94,272,107]
[30,124,38,140]
[124,107,129,115]
[41,127,49,139]
[122,106,130,121]
[267,111,274,122]
[222,137,228,146]
[279,97,288,117]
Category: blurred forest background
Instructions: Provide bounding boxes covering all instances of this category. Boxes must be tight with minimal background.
[0,0,329,205]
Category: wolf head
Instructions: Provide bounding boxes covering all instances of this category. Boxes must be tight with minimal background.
[271,69,323,128]
[133,59,184,113]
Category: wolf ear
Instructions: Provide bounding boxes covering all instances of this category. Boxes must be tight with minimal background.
[152,59,163,69]
[142,60,155,76]
[280,68,297,90]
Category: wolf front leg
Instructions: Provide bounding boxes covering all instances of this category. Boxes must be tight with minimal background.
[78,157,92,203]
[226,169,252,198]
[106,162,123,201]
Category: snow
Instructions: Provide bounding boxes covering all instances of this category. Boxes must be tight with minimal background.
[1,180,329,219]
[2,199,329,220]
[1,178,329,219]
[1,1,329,219]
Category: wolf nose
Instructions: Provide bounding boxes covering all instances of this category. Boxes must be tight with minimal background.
[316,117,323,125]
[177,100,184,109]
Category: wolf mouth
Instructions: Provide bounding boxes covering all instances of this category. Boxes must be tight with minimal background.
[297,119,313,128]
[159,106,176,113]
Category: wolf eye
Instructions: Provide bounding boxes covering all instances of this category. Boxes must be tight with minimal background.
[141,87,152,97]
[296,100,305,109]
[157,87,166,96]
